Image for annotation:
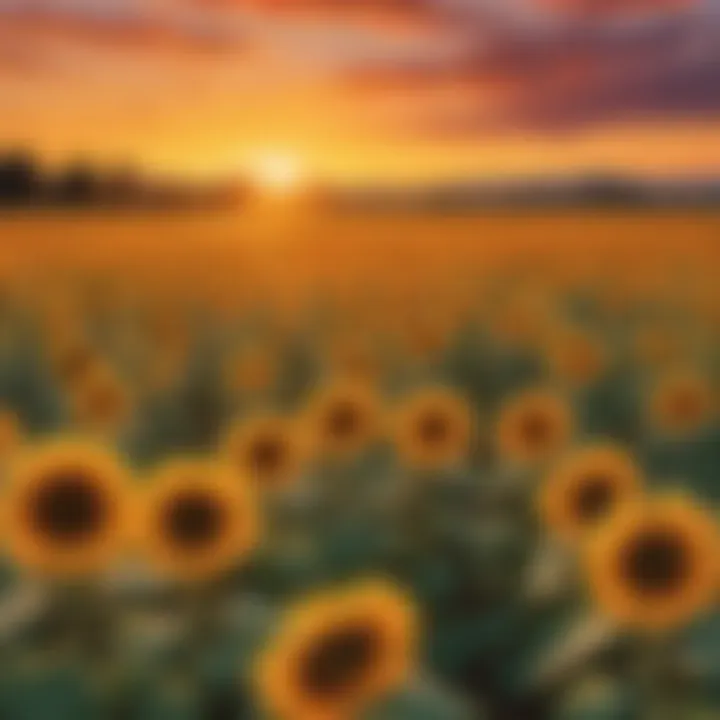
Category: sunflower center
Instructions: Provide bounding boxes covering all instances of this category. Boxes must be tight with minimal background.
[31,471,108,544]
[326,402,360,440]
[621,528,689,595]
[573,475,614,522]
[418,412,449,445]
[250,436,285,474]
[300,622,380,700]
[520,412,551,447]
[339,348,370,376]
[668,390,702,423]
[164,491,224,549]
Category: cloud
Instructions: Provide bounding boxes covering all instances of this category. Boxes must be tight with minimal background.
[193,0,455,36]
[0,41,48,78]
[2,0,718,143]
[0,2,248,58]
[533,0,698,18]
[502,32,720,131]
[339,7,720,134]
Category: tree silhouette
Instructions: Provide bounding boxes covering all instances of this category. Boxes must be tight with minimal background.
[54,161,98,205]
[0,150,41,203]
[0,147,251,209]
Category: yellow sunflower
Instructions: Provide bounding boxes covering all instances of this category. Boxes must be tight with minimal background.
[545,328,607,387]
[584,494,719,630]
[255,579,419,720]
[36,290,83,343]
[632,324,683,368]
[139,460,260,582]
[491,290,553,350]
[69,364,132,433]
[399,312,450,361]
[224,414,307,491]
[0,409,22,461]
[142,302,191,360]
[540,444,644,543]
[3,440,132,577]
[305,380,382,460]
[393,388,474,471]
[49,335,101,389]
[325,334,379,383]
[497,388,574,467]
[647,369,716,437]
[226,345,280,396]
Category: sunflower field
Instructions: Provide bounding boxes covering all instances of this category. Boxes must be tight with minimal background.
[0,210,718,720]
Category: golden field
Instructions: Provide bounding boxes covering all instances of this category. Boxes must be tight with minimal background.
[0,210,717,281]
[0,208,717,720]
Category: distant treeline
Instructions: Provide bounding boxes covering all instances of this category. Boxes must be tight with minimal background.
[333,174,720,212]
[0,150,248,209]
[5,149,718,213]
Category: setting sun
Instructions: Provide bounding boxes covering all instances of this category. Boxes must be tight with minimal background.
[250,153,305,195]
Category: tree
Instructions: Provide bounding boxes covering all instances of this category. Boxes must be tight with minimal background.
[0,150,41,203]
[54,161,98,205]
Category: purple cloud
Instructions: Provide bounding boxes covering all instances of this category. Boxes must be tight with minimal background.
[341,6,720,133]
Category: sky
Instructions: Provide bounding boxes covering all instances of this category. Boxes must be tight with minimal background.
[1,0,719,182]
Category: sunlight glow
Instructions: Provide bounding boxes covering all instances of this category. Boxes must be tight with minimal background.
[250,152,304,195]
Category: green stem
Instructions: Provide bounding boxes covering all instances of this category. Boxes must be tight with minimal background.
[636,631,681,720]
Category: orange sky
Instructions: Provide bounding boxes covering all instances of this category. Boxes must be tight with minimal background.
[1,1,719,183]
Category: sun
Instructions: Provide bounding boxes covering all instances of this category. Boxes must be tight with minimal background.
[250,152,305,195]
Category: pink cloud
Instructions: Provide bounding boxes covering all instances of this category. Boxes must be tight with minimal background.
[0,5,247,57]
[534,0,697,17]
[198,0,448,33]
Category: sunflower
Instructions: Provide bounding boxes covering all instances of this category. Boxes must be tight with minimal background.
[224,414,307,491]
[255,579,419,720]
[545,327,607,387]
[632,324,683,368]
[139,460,260,582]
[49,335,101,389]
[647,369,716,437]
[399,312,450,361]
[0,408,22,461]
[226,345,280,395]
[69,364,132,433]
[392,388,474,471]
[540,444,644,543]
[3,440,131,577]
[135,345,185,395]
[491,290,553,350]
[142,302,191,359]
[325,334,379,383]
[584,494,719,630]
[36,289,83,343]
[497,388,574,467]
[305,380,381,460]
